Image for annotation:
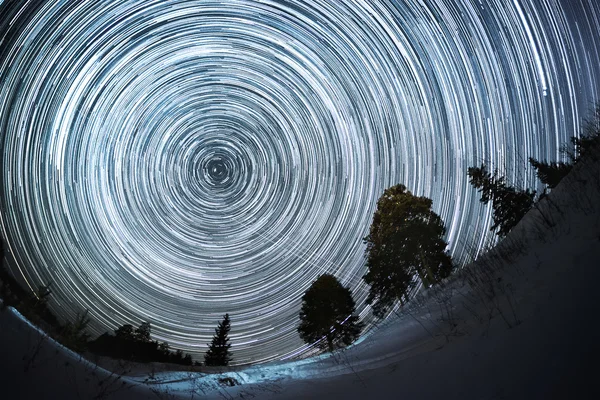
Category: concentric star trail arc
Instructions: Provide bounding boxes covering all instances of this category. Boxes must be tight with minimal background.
[1,0,599,364]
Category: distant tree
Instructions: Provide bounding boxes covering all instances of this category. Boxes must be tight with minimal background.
[467,165,536,237]
[158,341,170,355]
[204,314,233,366]
[298,274,364,352]
[183,354,193,366]
[34,282,53,311]
[174,349,184,363]
[60,310,91,352]
[115,324,135,340]
[90,321,193,365]
[363,185,453,317]
[135,321,152,342]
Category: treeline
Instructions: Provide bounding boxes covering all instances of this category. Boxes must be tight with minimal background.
[1,248,237,366]
[88,313,233,367]
[0,262,195,365]
[88,322,194,365]
[0,244,68,341]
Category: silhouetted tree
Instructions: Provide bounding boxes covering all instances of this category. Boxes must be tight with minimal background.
[528,158,572,189]
[135,321,152,342]
[204,314,233,366]
[298,274,363,352]
[115,324,135,340]
[158,341,170,356]
[568,105,600,163]
[529,104,600,190]
[33,282,53,312]
[89,321,194,365]
[183,354,193,366]
[174,349,184,363]
[468,165,535,237]
[363,185,453,317]
[60,310,91,353]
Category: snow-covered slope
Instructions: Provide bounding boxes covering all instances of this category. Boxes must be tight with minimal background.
[2,150,599,399]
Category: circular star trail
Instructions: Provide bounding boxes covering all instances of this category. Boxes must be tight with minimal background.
[1,0,599,364]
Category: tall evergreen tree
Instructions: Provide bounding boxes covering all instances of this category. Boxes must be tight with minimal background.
[569,105,600,163]
[298,274,364,352]
[528,158,572,189]
[363,185,453,317]
[204,314,233,366]
[529,104,600,190]
[467,165,535,237]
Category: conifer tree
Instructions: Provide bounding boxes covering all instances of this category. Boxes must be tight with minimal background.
[528,158,572,189]
[467,165,535,237]
[529,104,600,190]
[204,313,233,366]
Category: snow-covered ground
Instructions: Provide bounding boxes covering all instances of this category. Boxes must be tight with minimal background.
[1,151,599,399]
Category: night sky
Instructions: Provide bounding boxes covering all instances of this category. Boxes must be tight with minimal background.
[1,0,599,365]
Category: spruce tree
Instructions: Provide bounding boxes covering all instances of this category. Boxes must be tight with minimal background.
[529,104,600,190]
[204,313,233,366]
[467,165,535,237]
[569,105,600,163]
[298,274,363,352]
[528,158,572,188]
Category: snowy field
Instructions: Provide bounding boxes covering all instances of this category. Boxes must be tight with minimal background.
[1,151,600,399]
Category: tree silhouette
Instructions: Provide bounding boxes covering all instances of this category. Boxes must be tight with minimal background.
[528,158,572,189]
[115,324,135,340]
[569,105,600,162]
[89,321,193,365]
[204,313,233,366]
[529,104,600,190]
[467,165,535,237]
[60,310,91,352]
[298,274,363,352]
[135,321,152,342]
[363,185,453,317]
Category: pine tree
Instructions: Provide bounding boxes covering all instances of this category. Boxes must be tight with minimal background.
[467,165,535,237]
[568,105,600,163]
[204,314,233,366]
[363,185,453,317]
[528,158,572,188]
[298,274,363,352]
[529,104,600,190]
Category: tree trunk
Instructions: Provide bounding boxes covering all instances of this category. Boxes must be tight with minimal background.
[419,250,436,286]
[415,265,430,287]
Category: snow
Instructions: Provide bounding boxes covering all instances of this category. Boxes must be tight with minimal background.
[1,150,600,398]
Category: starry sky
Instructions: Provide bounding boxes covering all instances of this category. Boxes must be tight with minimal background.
[1,0,599,365]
